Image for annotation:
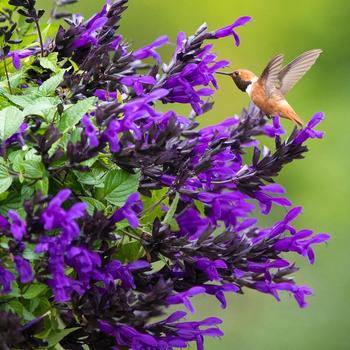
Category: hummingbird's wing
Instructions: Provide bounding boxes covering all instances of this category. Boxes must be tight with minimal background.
[260,53,284,96]
[278,49,323,95]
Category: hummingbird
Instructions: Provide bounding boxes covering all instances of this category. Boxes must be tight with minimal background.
[217,49,323,126]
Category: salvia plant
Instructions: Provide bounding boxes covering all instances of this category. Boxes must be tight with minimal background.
[0,0,329,349]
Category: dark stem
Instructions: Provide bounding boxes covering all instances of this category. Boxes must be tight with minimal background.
[34,18,44,57]
[2,54,12,94]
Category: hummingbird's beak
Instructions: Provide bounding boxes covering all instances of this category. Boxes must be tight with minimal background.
[216,71,231,76]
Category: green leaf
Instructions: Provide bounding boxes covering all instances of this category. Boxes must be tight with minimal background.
[0,106,24,140]
[8,149,25,172]
[113,241,145,263]
[21,185,35,200]
[8,300,35,321]
[140,188,168,225]
[162,192,179,225]
[35,177,49,195]
[7,68,27,89]
[22,283,48,299]
[39,53,58,72]
[22,96,60,119]
[47,328,80,348]
[79,196,105,215]
[0,164,12,194]
[75,168,106,186]
[58,97,96,132]
[39,70,65,96]
[4,93,35,108]
[97,169,140,207]
[22,159,45,179]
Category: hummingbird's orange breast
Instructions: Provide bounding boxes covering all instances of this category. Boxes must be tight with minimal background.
[251,81,295,117]
[249,80,303,126]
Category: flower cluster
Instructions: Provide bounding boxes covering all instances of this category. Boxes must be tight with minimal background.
[0,1,328,349]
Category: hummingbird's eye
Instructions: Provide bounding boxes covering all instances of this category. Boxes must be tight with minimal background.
[233,71,239,76]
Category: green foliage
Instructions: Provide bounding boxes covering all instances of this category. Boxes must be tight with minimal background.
[58,97,96,132]
[96,169,141,207]
[0,106,24,140]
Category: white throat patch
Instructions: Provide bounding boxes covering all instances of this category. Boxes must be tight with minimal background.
[246,77,258,97]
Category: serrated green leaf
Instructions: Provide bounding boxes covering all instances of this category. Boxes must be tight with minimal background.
[0,164,12,194]
[58,97,96,132]
[22,96,59,119]
[0,106,24,140]
[79,196,105,215]
[39,53,58,72]
[97,169,140,207]
[8,149,25,172]
[22,283,48,299]
[47,328,80,347]
[75,168,106,186]
[22,159,45,179]
[39,70,65,96]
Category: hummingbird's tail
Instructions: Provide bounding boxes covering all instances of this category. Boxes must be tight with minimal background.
[281,105,305,127]
[290,113,304,127]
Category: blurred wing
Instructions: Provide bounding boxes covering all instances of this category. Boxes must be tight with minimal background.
[260,54,284,96]
[278,49,323,95]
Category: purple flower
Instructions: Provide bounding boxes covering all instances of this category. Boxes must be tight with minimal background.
[112,193,143,228]
[212,16,252,46]
[71,5,108,49]
[0,264,15,294]
[5,123,28,146]
[8,210,26,241]
[6,48,40,70]
[264,116,286,137]
[41,189,87,241]
[82,115,99,148]
[294,112,325,144]
[133,36,169,63]
[203,284,239,309]
[94,89,118,101]
[195,258,227,281]
[103,119,121,152]
[14,256,33,284]
[273,229,330,264]
[66,246,101,278]
[176,208,210,240]
[105,259,149,289]
[120,75,156,96]
[167,287,206,313]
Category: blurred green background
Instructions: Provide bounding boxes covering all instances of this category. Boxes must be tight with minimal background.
[40,0,350,349]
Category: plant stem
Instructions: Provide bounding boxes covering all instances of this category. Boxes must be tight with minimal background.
[34,19,44,57]
[3,56,12,94]
[120,229,141,241]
